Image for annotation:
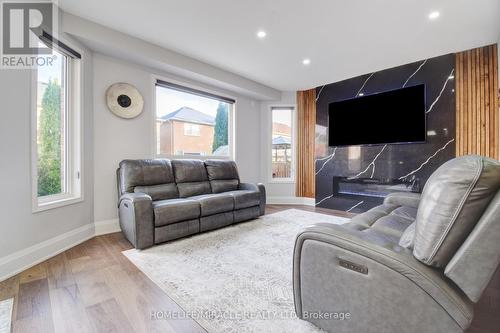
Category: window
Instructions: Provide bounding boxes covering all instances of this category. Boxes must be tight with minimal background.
[155,80,234,157]
[32,38,81,211]
[184,123,200,136]
[271,107,294,180]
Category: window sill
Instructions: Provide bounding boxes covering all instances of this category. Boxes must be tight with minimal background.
[268,179,296,184]
[33,195,83,213]
[155,155,232,160]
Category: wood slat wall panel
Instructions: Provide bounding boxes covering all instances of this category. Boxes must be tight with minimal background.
[456,44,499,160]
[296,90,316,198]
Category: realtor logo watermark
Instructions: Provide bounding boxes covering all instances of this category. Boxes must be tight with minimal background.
[1,0,58,68]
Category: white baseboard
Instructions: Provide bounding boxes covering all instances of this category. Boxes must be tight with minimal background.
[0,218,123,283]
[0,197,321,282]
[0,223,95,282]
[267,196,315,206]
[94,218,121,236]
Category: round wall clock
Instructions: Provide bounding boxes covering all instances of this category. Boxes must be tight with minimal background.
[106,83,144,119]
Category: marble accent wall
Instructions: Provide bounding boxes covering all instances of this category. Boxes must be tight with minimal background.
[315,53,456,213]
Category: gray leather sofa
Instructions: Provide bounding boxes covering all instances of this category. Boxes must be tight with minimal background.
[117,159,266,249]
[293,155,500,333]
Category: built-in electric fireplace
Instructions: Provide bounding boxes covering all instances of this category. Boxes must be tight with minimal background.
[333,176,420,199]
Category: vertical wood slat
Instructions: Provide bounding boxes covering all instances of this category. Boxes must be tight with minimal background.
[456,44,499,160]
[482,47,491,155]
[296,90,316,198]
[456,51,461,154]
[490,45,500,158]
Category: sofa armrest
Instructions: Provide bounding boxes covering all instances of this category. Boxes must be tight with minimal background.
[383,192,421,209]
[118,193,154,249]
[293,223,473,332]
[239,182,266,215]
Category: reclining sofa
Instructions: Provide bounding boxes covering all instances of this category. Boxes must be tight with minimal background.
[117,159,266,249]
[294,155,500,333]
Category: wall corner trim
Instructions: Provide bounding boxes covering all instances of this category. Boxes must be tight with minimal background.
[94,219,121,236]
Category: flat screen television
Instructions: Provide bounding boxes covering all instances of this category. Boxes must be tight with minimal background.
[328,84,426,147]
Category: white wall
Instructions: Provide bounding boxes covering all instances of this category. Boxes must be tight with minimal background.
[259,91,300,201]
[0,36,94,259]
[93,54,262,223]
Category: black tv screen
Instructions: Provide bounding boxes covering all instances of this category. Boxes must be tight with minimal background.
[328,84,426,147]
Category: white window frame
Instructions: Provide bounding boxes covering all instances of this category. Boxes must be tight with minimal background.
[152,75,235,160]
[268,105,296,183]
[31,42,83,213]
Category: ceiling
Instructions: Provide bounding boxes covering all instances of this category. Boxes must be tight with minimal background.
[59,0,500,92]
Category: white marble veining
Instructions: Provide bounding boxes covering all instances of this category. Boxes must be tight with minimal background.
[398,138,455,180]
[315,147,337,175]
[346,201,364,212]
[348,144,388,179]
[355,72,375,97]
[402,59,428,87]
[315,194,334,206]
[426,68,455,114]
[316,85,326,102]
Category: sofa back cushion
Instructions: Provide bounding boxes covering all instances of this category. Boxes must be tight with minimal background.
[172,159,211,197]
[204,159,240,193]
[119,159,178,200]
[414,155,500,267]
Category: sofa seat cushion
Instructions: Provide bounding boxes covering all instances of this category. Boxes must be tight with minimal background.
[341,223,403,247]
[391,206,418,221]
[346,204,399,229]
[190,193,234,216]
[226,190,260,209]
[370,215,414,236]
[153,199,200,227]
[342,202,415,248]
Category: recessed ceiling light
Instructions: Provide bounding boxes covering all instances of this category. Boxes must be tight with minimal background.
[302,58,311,65]
[256,30,267,39]
[358,93,364,96]
[428,11,440,20]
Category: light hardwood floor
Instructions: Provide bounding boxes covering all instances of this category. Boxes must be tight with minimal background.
[0,205,498,333]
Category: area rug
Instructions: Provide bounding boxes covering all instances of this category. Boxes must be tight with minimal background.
[123,209,348,333]
[0,298,13,333]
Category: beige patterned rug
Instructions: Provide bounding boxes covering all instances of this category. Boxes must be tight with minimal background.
[0,298,13,333]
[123,209,348,333]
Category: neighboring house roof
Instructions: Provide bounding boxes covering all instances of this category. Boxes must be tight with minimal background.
[159,107,215,125]
[213,145,229,156]
[272,136,291,146]
[272,122,291,136]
